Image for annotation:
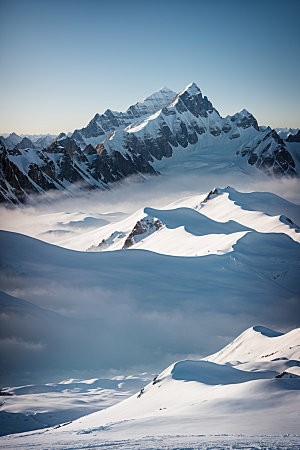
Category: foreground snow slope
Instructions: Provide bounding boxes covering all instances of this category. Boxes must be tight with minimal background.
[1,326,299,449]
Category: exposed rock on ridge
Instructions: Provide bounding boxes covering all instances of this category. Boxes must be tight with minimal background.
[0,83,297,204]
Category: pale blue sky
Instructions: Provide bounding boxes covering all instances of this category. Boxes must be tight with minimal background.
[0,0,299,134]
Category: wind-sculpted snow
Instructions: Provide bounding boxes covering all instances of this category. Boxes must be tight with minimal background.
[219,186,300,224]
[144,206,252,235]
[0,227,299,385]
[171,360,275,385]
[1,326,299,448]
[252,325,283,337]
[53,187,300,256]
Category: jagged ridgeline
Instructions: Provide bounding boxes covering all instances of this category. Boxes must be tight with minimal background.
[0,83,298,204]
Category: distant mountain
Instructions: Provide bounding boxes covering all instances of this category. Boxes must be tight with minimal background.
[0,132,22,149]
[0,133,57,149]
[15,137,35,150]
[71,87,177,148]
[276,127,299,140]
[34,134,57,148]
[0,83,298,204]
[286,129,300,143]
[100,83,296,177]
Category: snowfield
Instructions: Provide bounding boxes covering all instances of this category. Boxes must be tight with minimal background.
[1,326,299,448]
[0,373,152,436]
[54,186,300,255]
[0,185,299,448]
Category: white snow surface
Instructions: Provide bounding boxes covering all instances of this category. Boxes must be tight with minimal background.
[0,185,300,448]
[1,326,300,448]
[55,186,300,255]
[0,373,152,436]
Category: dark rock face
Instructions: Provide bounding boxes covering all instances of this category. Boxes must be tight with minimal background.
[239,129,297,176]
[210,126,222,136]
[0,134,156,203]
[175,89,213,118]
[230,111,259,131]
[201,188,220,203]
[0,143,42,203]
[123,217,162,249]
[286,130,300,143]
[0,83,298,204]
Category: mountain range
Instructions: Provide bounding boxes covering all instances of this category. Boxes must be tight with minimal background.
[0,83,299,204]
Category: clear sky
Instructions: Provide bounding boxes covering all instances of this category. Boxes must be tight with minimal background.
[0,0,299,134]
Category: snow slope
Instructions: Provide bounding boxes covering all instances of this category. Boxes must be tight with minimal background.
[0,225,299,385]
[0,370,151,436]
[1,326,299,448]
[56,186,300,255]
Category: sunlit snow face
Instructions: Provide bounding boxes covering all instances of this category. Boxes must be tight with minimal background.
[1,169,299,240]
[0,171,300,384]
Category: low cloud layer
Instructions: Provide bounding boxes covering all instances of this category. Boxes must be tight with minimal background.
[1,171,300,245]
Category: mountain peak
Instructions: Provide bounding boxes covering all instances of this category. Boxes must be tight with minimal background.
[140,87,176,105]
[159,86,174,93]
[15,137,35,150]
[239,108,252,116]
[57,132,67,141]
[169,82,213,118]
[230,109,259,131]
[9,132,20,139]
[183,82,202,95]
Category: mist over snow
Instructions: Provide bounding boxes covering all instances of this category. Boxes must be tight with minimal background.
[1,171,300,245]
[1,0,300,445]
[0,168,300,385]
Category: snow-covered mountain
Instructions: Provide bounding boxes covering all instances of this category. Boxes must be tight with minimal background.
[276,127,299,140]
[71,86,177,148]
[0,133,56,150]
[1,325,299,448]
[100,83,297,177]
[0,83,298,204]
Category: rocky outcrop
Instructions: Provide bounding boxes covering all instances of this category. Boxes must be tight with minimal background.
[123,217,162,249]
[0,133,156,203]
[103,84,296,178]
[239,129,296,176]
[201,188,220,203]
[0,83,297,204]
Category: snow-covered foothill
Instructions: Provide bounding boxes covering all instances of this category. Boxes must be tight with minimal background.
[54,186,300,255]
[1,326,299,448]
